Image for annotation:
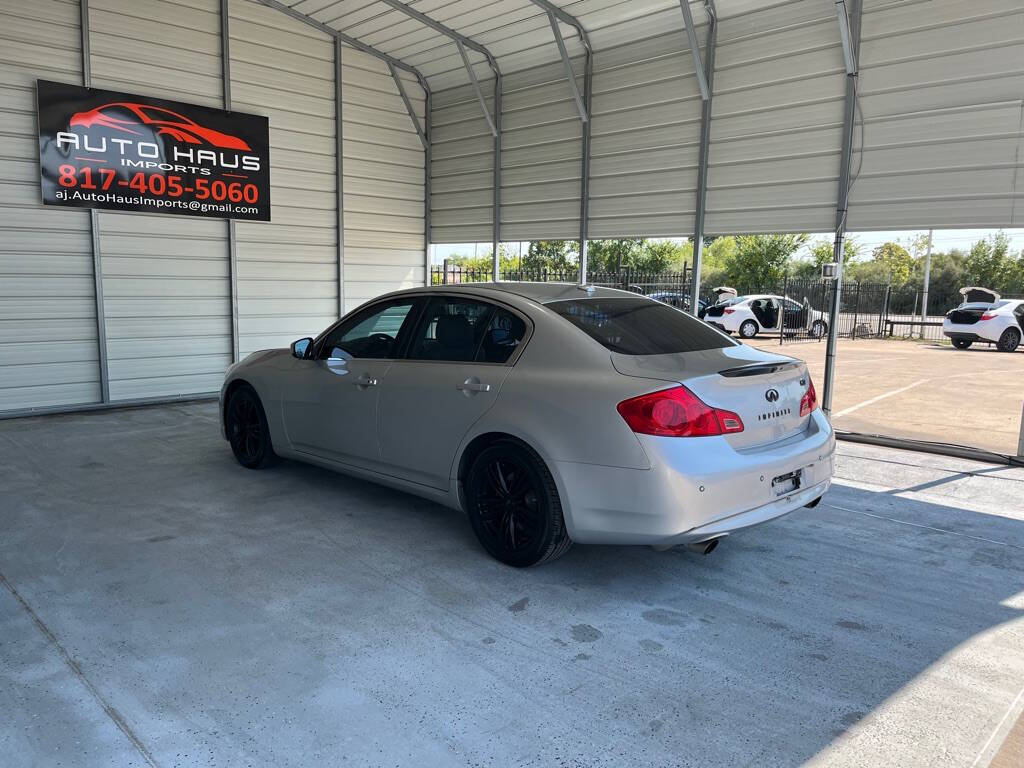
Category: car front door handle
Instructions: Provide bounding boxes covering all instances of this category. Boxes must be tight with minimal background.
[355,373,378,388]
[456,379,491,393]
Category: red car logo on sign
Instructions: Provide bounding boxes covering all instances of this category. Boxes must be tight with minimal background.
[69,102,251,150]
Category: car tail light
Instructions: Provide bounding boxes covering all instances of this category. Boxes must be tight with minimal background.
[800,377,818,417]
[980,312,996,321]
[617,385,744,437]
[723,308,735,314]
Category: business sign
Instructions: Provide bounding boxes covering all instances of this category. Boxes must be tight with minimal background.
[37,80,270,221]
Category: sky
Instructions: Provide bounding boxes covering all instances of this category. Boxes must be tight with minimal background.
[431,229,1024,265]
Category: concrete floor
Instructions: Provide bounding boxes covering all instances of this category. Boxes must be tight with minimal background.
[752,337,1024,456]
[2,402,1023,767]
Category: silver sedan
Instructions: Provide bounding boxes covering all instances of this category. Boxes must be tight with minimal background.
[220,283,835,567]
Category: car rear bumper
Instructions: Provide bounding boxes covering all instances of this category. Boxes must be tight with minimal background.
[943,321,998,342]
[943,331,981,342]
[553,410,835,546]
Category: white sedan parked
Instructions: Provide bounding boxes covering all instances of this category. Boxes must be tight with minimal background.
[703,295,828,339]
[944,299,1024,352]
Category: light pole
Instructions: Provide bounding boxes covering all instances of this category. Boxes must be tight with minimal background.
[919,229,932,338]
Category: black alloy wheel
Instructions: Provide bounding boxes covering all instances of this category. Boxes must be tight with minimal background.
[465,441,570,567]
[997,328,1020,353]
[227,386,277,469]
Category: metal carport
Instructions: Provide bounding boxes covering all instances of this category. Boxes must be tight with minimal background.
[1,0,1023,423]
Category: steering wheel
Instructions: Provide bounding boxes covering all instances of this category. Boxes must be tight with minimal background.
[368,333,395,352]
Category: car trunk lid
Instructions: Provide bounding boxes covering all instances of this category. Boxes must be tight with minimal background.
[611,346,811,449]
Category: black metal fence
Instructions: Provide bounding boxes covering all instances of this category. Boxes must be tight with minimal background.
[429,264,1016,345]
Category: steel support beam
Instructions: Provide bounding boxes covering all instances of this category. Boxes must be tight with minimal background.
[80,0,109,403]
[679,1,710,101]
[376,0,502,278]
[220,0,240,363]
[834,0,857,74]
[336,38,346,318]
[822,0,862,418]
[424,87,432,287]
[689,1,716,315]
[527,0,593,282]
[455,40,497,137]
[545,12,587,123]
[256,0,421,78]
[389,63,428,150]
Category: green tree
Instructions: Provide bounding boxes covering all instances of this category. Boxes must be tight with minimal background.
[585,239,644,273]
[726,234,809,287]
[634,239,692,272]
[867,241,914,284]
[522,240,577,273]
[963,232,1015,292]
[792,236,861,279]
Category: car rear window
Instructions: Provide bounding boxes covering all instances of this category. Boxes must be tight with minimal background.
[548,297,736,355]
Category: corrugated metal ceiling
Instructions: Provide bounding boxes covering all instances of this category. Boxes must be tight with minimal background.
[280,1,719,89]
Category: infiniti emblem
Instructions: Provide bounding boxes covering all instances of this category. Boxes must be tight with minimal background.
[765,388,780,402]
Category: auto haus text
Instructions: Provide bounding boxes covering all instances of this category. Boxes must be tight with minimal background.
[54,132,262,176]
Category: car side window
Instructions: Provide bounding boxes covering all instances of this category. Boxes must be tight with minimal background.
[478,308,527,364]
[406,297,495,362]
[318,300,418,361]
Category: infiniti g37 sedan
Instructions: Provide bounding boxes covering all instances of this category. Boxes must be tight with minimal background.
[220,283,835,567]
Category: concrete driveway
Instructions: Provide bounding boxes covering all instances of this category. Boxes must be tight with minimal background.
[752,337,1024,456]
[1,402,1023,767]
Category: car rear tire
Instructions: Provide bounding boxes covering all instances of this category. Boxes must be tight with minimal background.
[810,320,827,339]
[465,441,571,567]
[951,338,972,350]
[226,385,277,469]
[739,320,758,339]
[997,328,1020,353]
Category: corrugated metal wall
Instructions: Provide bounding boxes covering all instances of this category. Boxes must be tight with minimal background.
[589,30,703,239]
[0,0,100,411]
[341,48,426,308]
[431,78,495,244]
[230,0,339,355]
[847,0,1024,229]
[89,0,233,401]
[706,0,844,234]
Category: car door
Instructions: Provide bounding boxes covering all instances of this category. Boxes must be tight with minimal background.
[280,297,422,471]
[782,298,806,332]
[378,295,529,490]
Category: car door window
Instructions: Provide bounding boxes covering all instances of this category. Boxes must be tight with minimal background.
[318,300,418,360]
[407,297,494,362]
[477,308,527,363]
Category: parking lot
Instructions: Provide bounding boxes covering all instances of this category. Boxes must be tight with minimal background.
[752,338,1024,456]
[2,403,1023,767]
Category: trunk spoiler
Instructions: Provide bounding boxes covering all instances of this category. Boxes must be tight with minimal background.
[717,361,801,378]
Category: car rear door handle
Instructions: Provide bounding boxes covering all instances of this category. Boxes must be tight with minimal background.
[355,373,378,388]
[456,379,490,393]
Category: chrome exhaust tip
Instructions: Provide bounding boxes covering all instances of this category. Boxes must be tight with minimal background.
[686,537,721,556]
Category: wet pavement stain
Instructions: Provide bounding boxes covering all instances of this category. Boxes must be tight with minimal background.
[571,624,602,642]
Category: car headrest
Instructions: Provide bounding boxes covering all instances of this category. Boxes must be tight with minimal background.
[436,314,473,347]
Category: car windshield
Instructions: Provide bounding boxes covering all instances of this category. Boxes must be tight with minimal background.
[548,297,736,355]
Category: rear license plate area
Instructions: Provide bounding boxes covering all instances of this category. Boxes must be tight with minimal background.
[772,469,801,497]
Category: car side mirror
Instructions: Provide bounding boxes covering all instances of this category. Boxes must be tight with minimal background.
[291,337,313,359]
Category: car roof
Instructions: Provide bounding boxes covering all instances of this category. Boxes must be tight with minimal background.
[419,281,644,305]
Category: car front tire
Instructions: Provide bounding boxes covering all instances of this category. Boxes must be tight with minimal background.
[997,327,1020,353]
[465,441,571,567]
[226,385,277,469]
[951,338,972,350]
[739,319,759,339]
[810,320,827,339]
